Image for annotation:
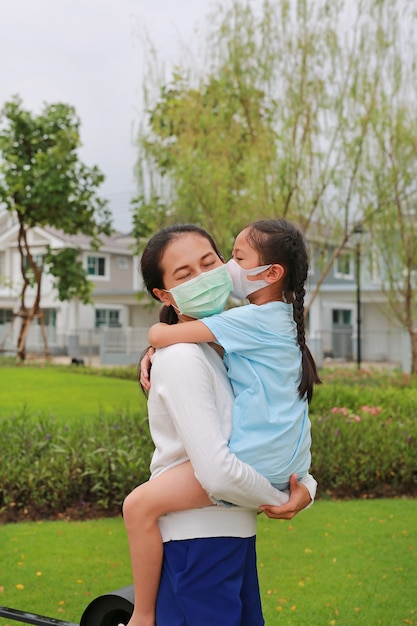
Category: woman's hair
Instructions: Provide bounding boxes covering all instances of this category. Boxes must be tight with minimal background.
[141,223,223,325]
[246,218,321,402]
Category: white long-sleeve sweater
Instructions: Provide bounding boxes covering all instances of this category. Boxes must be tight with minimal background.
[148,342,316,542]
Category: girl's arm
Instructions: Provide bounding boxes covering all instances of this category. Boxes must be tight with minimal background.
[148,320,216,348]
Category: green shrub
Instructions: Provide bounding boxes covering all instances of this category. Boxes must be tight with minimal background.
[310,369,417,498]
[0,410,153,521]
[311,406,417,497]
[58,363,139,381]
[1,366,416,522]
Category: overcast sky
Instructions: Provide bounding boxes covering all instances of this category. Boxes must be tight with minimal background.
[0,0,223,233]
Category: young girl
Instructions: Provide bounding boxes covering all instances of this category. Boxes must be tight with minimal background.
[122,219,320,626]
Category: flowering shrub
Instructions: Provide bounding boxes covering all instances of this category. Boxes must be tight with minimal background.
[311,383,417,498]
[0,367,416,521]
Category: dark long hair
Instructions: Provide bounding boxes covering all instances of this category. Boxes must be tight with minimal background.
[246,218,321,403]
[140,223,223,325]
[138,224,223,390]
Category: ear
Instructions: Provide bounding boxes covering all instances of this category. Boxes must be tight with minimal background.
[265,264,285,284]
[153,287,172,306]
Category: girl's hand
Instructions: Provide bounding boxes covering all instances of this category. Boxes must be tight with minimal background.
[139,346,155,392]
[259,473,311,520]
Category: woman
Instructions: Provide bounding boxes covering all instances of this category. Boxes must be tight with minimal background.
[123,223,317,626]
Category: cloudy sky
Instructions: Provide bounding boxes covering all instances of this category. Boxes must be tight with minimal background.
[0,0,223,232]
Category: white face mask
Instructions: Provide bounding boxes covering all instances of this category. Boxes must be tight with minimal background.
[226,259,272,300]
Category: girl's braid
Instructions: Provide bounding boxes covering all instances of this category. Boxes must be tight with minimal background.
[248,219,321,402]
[291,229,309,355]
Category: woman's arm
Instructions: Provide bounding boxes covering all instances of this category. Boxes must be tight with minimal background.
[148,321,215,348]
[152,344,301,509]
[259,473,315,519]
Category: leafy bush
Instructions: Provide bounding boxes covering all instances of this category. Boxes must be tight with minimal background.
[0,356,139,381]
[58,363,139,381]
[0,410,153,522]
[311,406,417,498]
[1,366,416,522]
[310,368,417,498]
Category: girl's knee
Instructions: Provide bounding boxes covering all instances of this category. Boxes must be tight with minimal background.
[122,486,146,523]
[123,483,160,526]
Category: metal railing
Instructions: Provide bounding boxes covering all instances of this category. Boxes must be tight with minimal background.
[0,324,411,370]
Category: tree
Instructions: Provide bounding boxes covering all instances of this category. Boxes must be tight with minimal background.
[133,0,417,371]
[133,0,386,256]
[0,97,111,361]
[363,0,417,373]
[134,69,277,253]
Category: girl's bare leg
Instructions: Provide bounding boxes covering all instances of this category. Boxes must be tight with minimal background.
[122,461,212,626]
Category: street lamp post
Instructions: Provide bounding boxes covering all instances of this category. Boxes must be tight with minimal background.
[353,224,364,370]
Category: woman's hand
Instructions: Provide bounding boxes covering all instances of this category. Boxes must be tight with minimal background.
[139,346,155,392]
[259,473,311,520]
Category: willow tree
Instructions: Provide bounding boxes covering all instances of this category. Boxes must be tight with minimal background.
[0,97,111,361]
[363,1,417,373]
[133,0,390,260]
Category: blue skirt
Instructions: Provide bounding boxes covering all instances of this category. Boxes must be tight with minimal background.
[156,535,264,626]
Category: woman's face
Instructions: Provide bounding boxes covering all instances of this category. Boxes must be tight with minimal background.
[153,232,223,307]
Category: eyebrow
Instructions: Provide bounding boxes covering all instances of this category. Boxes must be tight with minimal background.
[172,251,216,276]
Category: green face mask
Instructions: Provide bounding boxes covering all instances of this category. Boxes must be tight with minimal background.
[167,264,233,319]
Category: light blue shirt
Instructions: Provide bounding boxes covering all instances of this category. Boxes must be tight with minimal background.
[202,302,311,486]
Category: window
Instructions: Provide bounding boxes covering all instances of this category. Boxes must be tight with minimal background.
[335,252,354,279]
[38,309,57,327]
[95,309,120,328]
[117,256,129,270]
[24,253,44,273]
[332,309,352,326]
[0,309,13,325]
[87,255,106,276]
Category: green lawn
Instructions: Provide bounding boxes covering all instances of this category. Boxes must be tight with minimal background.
[1,500,416,625]
[0,368,145,423]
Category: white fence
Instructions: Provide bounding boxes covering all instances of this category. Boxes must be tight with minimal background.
[0,324,412,371]
[0,325,149,366]
[309,327,411,372]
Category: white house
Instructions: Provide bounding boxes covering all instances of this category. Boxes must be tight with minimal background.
[0,210,410,369]
[0,210,160,364]
[306,237,409,370]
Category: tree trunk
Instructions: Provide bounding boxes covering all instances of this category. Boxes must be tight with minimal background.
[15,216,50,361]
[16,310,30,362]
[410,330,417,375]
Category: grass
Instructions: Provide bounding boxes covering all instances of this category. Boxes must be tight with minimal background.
[0,367,145,423]
[257,499,417,625]
[0,517,130,625]
[1,500,416,625]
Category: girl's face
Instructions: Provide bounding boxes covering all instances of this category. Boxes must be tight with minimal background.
[153,232,223,306]
[231,228,261,269]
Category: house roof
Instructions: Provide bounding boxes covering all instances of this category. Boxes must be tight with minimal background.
[42,226,131,251]
[0,209,136,254]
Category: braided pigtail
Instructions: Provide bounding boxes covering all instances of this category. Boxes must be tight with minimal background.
[247,219,321,403]
[293,278,322,403]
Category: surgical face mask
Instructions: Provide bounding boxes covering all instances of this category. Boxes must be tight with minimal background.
[166,264,233,318]
[226,258,272,300]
